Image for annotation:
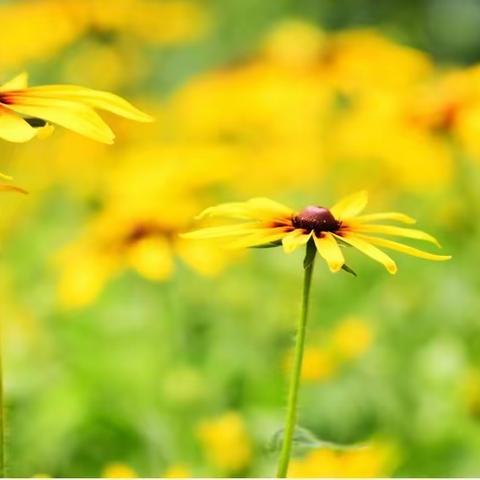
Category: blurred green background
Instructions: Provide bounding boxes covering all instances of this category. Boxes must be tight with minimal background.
[0,0,479,477]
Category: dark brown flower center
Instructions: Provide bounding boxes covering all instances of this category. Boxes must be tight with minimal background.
[292,206,340,233]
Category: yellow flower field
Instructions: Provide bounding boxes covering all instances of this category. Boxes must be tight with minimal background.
[0,0,477,477]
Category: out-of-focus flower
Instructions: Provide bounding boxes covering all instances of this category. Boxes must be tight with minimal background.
[0,73,152,144]
[285,346,337,382]
[331,316,374,360]
[0,0,208,72]
[101,462,137,478]
[196,412,252,473]
[183,191,451,273]
[56,149,234,308]
[324,29,433,93]
[161,464,192,478]
[288,442,396,478]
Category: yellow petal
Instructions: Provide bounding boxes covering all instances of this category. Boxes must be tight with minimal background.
[0,72,28,91]
[227,228,288,249]
[127,236,174,280]
[313,232,345,272]
[180,222,264,239]
[0,183,27,194]
[352,212,416,224]
[353,234,452,262]
[282,230,311,253]
[348,224,441,246]
[330,190,368,219]
[4,96,115,144]
[196,197,293,222]
[0,105,36,142]
[335,233,397,274]
[25,85,153,122]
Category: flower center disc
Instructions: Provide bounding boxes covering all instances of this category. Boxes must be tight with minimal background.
[293,206,340,233]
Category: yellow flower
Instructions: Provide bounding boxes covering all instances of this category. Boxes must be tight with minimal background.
[101,462,137,478]
[284,346,337,382]
[331,316,373,360]
[288,442,396,478]
[161,464,192,478]
[196,411,252,473]
[182,191,451,274]
[0,73,152,144]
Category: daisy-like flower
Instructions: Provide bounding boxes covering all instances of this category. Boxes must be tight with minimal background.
[182,190,451,273]
[0,73,152,144]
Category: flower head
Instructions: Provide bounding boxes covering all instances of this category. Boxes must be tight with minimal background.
[182,191,451,274]
[0,73,152,144]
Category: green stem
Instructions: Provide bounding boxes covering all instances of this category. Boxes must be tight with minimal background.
[276,242,316,478]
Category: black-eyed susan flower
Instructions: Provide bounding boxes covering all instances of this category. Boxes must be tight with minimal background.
[182,190,451,274]
[184,190,450,478]
[0,73,152,143]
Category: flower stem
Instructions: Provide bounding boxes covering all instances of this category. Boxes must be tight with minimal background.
[276,241,316,478]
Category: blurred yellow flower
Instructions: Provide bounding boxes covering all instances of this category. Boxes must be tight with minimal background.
[196,411,252,473]
[56,150,233,308]
[285,346,337,382]
[183,191,451,273]
[162,464,192,478]
[331,316,373,360]
[0,72,152,143]
[288,442,396,478]
[102,462,137,478]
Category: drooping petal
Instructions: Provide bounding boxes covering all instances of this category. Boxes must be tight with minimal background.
[24,85,153,122]
[353,234,452,262]
[3,96,115,144]
[180,222,264,239]
[0,72,28,91]
[330,190,368,220]
[335,233,397,274]
[313,232,345,272]
[351,212,416,224]
[282,230,311,253]
[0,105,36,142]
[347,224,441,247]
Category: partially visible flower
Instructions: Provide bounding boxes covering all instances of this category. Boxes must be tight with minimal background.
[288,441,396,478]
[182,191,451,274]
[0,73,152,144]
[196,411,252,473]
[161,464,192,478]
[101,462,137,478]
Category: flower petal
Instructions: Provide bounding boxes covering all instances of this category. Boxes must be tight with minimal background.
[0,105,36,142]
[334,233,397,274]
[353,234,452,262]
[24,85,153,122]
[282,230,311,253]
[196,197,293,222]
[4,96,115,144]
[347,224,441,246]
[180,222,265,239]
[227,228,289,249]
[313,232,345,272]
[330,190,368,219]
[352,212,416,224]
